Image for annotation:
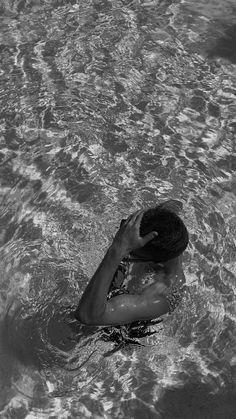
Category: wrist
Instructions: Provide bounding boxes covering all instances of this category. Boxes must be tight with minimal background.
[109,241,127,260]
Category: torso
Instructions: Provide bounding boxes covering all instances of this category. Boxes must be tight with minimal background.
[124,260,168,293]
[125,257,185,291]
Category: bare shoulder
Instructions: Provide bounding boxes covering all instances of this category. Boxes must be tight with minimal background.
[163,256,186,283]
[143,256,186,301]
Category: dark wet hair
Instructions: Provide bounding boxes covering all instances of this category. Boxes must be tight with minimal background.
[140,206,189,262]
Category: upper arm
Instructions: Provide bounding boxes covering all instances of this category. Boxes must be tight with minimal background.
[82,292,169,326]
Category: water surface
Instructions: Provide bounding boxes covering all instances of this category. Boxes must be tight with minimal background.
[0,0,236,418]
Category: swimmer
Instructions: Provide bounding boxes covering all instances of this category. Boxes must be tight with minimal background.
[75,201,189,326]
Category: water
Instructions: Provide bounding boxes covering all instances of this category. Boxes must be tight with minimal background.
[0,0,236,417]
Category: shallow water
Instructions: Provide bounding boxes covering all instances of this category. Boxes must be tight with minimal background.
[0,0,236,417]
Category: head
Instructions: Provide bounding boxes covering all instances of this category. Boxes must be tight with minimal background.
[131,205,189,262]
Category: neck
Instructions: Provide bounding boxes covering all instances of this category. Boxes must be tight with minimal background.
[163,256,182,275]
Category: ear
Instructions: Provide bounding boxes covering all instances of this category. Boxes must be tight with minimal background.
[159,199,183,214]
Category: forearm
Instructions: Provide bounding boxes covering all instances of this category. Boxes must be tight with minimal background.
[75,243,124,322]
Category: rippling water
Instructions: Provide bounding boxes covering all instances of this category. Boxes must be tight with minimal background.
[0,0,236,417]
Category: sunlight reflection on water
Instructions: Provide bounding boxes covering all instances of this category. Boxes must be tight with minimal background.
[0,0,236,417]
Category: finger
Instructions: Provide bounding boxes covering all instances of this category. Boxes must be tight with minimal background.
[123,210,140,226]
[133,209,145,226]
[119,218,126,228]
[123,213,134,224]
[141,231,158,246]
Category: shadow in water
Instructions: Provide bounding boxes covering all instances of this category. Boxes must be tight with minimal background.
[208,24,236,63]
[155,380,236,419]
[0,301,101,409]
[0,301,99,372]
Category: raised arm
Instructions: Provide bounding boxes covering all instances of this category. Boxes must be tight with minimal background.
[74,210,158,325]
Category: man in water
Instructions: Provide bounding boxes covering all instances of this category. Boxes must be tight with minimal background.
[75,201,189,326]
[0,201,188,371]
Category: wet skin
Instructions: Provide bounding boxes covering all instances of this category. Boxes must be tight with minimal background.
[75,210,186,326]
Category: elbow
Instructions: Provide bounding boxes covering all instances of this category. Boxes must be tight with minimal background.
[74,307,90,325]
[74,307,104,326]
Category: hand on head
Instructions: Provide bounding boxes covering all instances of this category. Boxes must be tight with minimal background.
[113,210,158,257]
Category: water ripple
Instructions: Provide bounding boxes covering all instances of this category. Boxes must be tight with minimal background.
[0,0,236,417]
